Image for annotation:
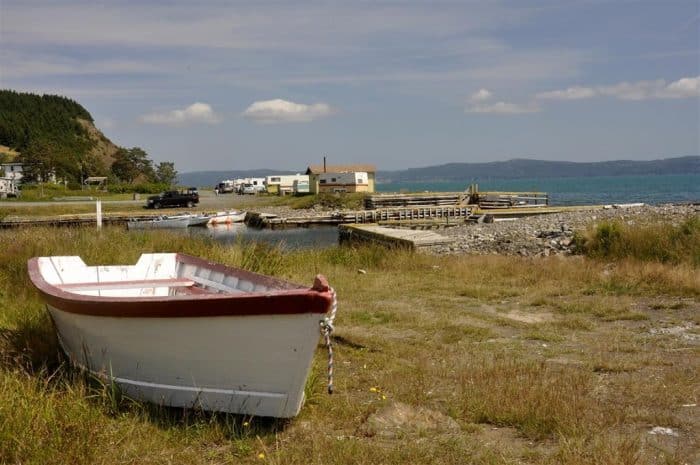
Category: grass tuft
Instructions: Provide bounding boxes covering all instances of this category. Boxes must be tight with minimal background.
[576,216,700,266]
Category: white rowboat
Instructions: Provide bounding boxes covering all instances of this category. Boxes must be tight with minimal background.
[28,253,334,418]
[207,210,246,226]
[127,216,191,230]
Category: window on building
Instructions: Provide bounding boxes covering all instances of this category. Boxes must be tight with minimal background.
[331,178,336,182]
[320,179,327,184]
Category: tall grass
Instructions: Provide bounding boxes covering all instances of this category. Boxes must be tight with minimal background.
[459,354,596,440]
[0,226,697,464]
[576,216,700,266]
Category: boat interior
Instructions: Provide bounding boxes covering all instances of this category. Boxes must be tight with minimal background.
[37,253,289,297]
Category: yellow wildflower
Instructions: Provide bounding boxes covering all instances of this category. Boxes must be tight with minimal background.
[257,452,266,460]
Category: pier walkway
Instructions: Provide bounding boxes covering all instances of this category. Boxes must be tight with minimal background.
[338,224,453,250]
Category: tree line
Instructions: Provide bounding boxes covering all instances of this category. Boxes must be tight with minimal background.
[0,90,177,188]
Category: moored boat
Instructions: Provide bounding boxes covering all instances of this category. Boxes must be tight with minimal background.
[127,213,212,229]
[185,214,212,227]
[27,253,335,418]
[207,210,246,226]
[127,216,191,230]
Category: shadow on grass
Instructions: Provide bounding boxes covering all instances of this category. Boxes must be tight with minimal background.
[0,317,63,374]
[83,370,292,439]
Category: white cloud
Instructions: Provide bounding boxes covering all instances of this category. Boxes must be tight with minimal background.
[139,103,220,125]
[537,76,700,101]
[537,86,597,100]
[656,76,699,99]
[597,79,668,101]
[242,99,334,123]
[469,88,493,102]
[466,89,538,114]
[466,101,539,115]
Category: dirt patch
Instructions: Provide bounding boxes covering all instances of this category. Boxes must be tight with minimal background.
[502,310,555,324]
[472,425,556,458]
[360,402,460,439]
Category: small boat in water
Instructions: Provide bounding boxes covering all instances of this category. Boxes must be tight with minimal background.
[127,214,211,229]
[27,253,334,418]
[185,214,212,227]
[207,210,246,226]
[127,215,191,230]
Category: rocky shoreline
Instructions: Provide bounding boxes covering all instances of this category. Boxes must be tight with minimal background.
[261,203,698,256]
[431,204,698,256]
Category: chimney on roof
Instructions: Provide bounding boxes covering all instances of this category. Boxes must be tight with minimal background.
[323,156,326,173]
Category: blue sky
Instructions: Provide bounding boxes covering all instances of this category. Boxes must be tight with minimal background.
[1,0,698,172]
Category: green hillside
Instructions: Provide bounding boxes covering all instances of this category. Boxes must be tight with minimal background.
[0,90,108,182]
[0,90,177,190]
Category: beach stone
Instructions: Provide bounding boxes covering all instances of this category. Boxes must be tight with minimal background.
[361,402,460,439]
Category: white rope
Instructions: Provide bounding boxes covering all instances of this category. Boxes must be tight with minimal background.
[319,287,337,394]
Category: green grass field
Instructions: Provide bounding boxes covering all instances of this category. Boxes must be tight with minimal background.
[0,224,698,464]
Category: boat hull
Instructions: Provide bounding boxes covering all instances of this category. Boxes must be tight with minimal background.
[48,305,320,417]
[127,217,191,230]
[28,253,333,418]
[208,211,246,225]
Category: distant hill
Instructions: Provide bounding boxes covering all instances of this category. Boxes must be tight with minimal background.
[179,157,699,187]
[377,157,700,182]
[0,90,119,182]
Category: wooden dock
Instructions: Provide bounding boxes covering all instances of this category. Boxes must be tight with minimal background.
[247,206,474,229]
[365,193,465,209]
[338,224,453,250]
[0,212,164,228]
[365,188,550,210]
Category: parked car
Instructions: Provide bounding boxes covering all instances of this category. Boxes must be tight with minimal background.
[146,188,199,209]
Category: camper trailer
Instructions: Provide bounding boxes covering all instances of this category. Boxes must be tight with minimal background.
[266,174,309,195]
[293,179,310,194]
[216,180,235,194]
[317,172,369,193]
[236,178,266,194]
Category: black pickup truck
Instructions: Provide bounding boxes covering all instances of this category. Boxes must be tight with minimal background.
[146,188,199,209]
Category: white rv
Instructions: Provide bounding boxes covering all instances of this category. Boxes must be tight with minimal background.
[293,179,310,194]
[317,172,369,193]
[236,177,266,194]
[216,180,235,193]
[266,174,309,195]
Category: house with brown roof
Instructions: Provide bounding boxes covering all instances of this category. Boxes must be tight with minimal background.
[305,163,376,194]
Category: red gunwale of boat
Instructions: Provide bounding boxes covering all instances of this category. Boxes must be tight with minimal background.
[27,253,333,318]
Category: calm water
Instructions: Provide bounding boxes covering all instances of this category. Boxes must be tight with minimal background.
[377,174,700,206]
[186,223,339,250]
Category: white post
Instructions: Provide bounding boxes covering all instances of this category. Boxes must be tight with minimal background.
[96,199,102,229]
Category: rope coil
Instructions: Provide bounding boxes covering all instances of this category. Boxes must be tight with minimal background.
[319,287,337,394]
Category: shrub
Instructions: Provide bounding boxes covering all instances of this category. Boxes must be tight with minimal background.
[290,192,368,210]
[576,217,700,266]
[106,182,169,194]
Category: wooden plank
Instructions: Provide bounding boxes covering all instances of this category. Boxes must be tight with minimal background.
[58,278,194,291]
[189,275,245,293]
